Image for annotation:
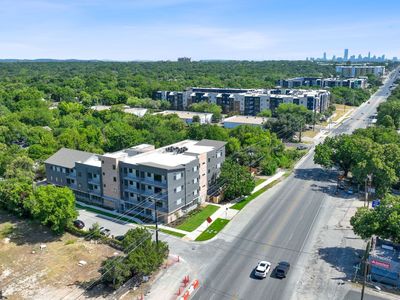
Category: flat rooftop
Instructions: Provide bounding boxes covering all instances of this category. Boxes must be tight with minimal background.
[223,115,268,125]
[121,140,216,169]
[155,110,213,119]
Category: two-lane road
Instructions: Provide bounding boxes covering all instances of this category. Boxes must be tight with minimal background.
[192,68,399,300]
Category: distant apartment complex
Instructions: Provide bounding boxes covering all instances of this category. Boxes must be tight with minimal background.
[277,77,367,89]
[335,65,385,78]
[154,87,330,115]
[45,139,226,223]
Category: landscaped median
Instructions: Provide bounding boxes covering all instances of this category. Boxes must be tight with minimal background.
[195,218,230,241]
[174,204,219,232]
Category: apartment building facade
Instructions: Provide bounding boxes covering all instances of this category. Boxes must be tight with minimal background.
[335,65,385,78]
[278,77,367,89]
[45,139,226,223]
[154,87,330,116]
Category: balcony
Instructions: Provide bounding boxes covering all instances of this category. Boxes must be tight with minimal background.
[66,172,76,179]
[141,177,167,187]
[88,177,100,184]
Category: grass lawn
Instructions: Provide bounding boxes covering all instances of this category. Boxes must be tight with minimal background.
[332,104,355,122]
[302,130,319,138]
[176,204,219,232]
[231,180,280,210]
[146,226,186,238]
[195,218,230,241]
[255,178,266,186]
[76,203,138,224]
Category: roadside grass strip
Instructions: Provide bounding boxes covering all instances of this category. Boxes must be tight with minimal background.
[195,218,230,241]
[231,180,280,210]
[176,205,219,232]
[146,226,186,238]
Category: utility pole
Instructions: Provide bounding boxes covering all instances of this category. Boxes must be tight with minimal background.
[154,199,159,247]
[361,241,371,300]
[364,177,368,207]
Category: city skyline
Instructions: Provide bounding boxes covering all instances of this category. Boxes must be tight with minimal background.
[0,0,399,60]
[311,48,397,62]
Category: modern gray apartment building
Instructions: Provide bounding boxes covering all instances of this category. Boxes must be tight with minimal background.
[154,87,330,116]
[45,139,226,223]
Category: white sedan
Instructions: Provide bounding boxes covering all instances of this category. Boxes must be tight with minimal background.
[254,261,271,278]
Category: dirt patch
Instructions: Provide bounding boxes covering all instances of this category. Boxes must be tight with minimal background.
[0,210,119,299]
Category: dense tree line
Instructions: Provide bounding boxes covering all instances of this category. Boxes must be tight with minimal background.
[0,61,335,104]
[377,84,400,128]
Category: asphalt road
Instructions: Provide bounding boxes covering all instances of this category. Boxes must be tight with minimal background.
[192,69,399,300]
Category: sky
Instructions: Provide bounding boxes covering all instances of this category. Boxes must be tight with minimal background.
[0,0,399,60]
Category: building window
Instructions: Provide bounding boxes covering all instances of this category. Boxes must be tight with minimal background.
[130,192,134,197]
[113,177,117,182]
[128,168,133,173]
[145,209,152,215]
[78,183,82,188]
[56,167,60,172]
[208,169,210,174]
[102,172,105,176]
[147,185,152,190]
[78,172,82,177]
[101,160,104,164]
[217,163,221,169]
[208,158,211,162]
[175,173,182,180]
[193,189,198,196]
[112,164,116,170]
[193,166,198,172]
[176,198,182,205]
[217,151,222,158]
[103,184,106,187]
[193,178,198,183]
[154,174,162,182]
[62,168,66,173]
[175,186,182,193]
[147,172,151,177]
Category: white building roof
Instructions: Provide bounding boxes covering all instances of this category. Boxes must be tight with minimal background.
[223,115,268,125]
[155,110,213,119]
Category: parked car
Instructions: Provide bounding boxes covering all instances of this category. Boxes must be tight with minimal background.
[296,145,307,151]
[275,261,290,278]
[100,228,111,237]
[254,261,271,278]
[114,235,125,241]
[73,220,85,229]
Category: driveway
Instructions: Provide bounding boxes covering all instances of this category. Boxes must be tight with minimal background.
[77,209,136,237]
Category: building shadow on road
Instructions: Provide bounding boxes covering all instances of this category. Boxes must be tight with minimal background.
[318,246,364,280]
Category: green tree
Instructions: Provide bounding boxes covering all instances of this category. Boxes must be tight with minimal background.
[0,179,33,216]
[219,159,255,200]
[25,185,77,233]
[351,195,400,243]
[257,109,272,118]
